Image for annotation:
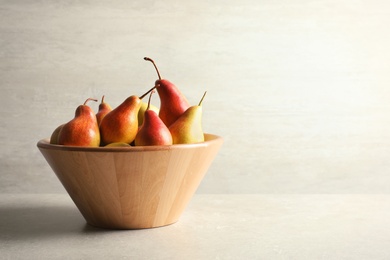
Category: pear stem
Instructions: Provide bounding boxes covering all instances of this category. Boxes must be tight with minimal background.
[147,90,155,110]
[198,91,207,106]
[144,57,162,80]
[84,98,98,106]
[139,84,158,100]
[101,95,105,103]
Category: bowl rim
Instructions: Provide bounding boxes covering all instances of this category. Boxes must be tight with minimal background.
[37,133,223,152]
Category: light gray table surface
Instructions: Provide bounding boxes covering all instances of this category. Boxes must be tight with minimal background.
[1,194,390,259]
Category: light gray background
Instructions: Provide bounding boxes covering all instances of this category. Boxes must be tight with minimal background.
[1,0,390,194]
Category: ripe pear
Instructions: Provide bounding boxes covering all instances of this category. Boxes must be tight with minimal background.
[49,124,64,144]
[138,100,159,126]
[144,57,190,127]
[169,91,207,144]
[58,98,100,147]
[135,91,172,146]
[105,142,131,147]
[99,87,155,145]
[96,95,112,125]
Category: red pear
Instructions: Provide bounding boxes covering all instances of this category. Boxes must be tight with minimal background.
[58,98,100,147]
[135,91,172,146]
[144,57,190,127]
[96,95,112,125]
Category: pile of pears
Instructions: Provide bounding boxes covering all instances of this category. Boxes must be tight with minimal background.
[49,57,207,147]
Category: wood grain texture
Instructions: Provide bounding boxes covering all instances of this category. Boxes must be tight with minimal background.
[37,134,223,229]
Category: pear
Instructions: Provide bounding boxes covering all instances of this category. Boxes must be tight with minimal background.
[58,98,100,147]
[144,57,190,127]
[169,91,207,144]
[96,95,112,125]
[49,124,64,144]
[137,100,159,126]
[105,142,131,147]
[99,87,155,145]
[135,91,173,146]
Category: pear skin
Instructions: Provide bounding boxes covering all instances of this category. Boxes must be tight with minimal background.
[135,109,173,146]
[135,91,172,146]
[157,79,190,127]
[50,124,64,144]
[144,57,190,127]
[58,98,100,147]
[168,92,206,144]
[105,142,131,147]
[96,95,112,125]
[99,95,142,145]
[138,101,159,126]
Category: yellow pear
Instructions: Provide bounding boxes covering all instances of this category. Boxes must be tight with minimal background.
[169,91,206,144]
[105,142,131,147]
[138,101,159,126]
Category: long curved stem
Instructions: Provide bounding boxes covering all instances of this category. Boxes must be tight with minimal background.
[144,57,162,80]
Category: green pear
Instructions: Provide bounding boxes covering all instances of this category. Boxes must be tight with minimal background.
[58,98,100,147]
[49,124,64,144]
[169,91,207,144]
[99,87,155,145]
[138,101,159,126]
[135,91,172,146]
[96,95,112,125]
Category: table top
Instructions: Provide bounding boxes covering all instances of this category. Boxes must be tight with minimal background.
[1,193,390,259]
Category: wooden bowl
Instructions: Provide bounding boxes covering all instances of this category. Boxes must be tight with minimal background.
[37,133,223,229]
